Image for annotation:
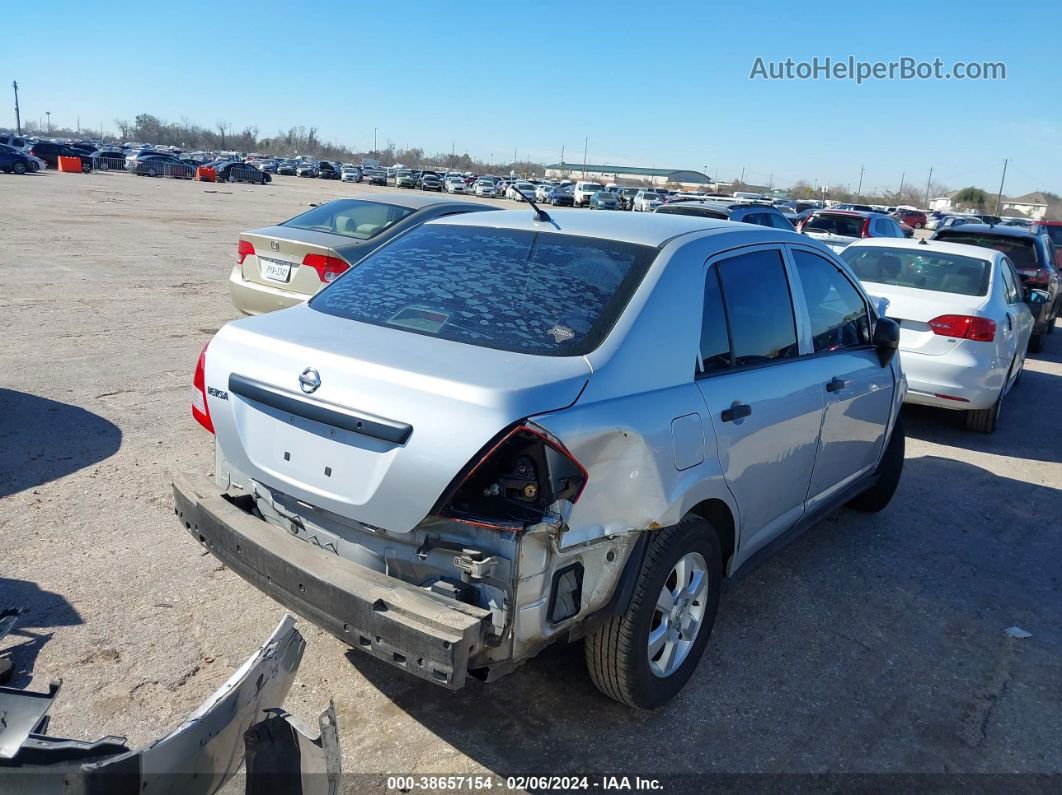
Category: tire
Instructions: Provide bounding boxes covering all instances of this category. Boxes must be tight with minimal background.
[1029,330,1045,353]
[965,393,1003,433]
[81,162,92,173]
[585,515,721,709]
[847,415,905,512]
[13,161,26,175]
[147,167,158,178]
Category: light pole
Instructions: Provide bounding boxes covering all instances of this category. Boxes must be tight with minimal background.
[582,136,588,176]
[373,127,377,158]
[12,80,21,135]
[924,167,933,210]
[46,110,51,132]
[995,158,1009,215]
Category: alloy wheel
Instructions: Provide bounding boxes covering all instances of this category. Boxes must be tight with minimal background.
[648,552,709,678]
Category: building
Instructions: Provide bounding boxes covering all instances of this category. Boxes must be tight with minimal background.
[930,190,1052,220]
[544,162,710,189]
[1001,192,1050,221]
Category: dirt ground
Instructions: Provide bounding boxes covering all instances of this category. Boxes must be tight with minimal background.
[2,170,1060,783]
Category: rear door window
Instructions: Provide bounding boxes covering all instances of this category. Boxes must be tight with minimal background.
[710,249,799,366]
[310,225,657,356]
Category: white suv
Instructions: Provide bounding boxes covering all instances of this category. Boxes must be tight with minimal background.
[573,181,605,207]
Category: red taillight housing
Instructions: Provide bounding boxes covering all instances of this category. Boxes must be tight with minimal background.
[237,240,255,265]
[1028,267,1051,287]
[929,314,996,342]
[435,423,588,531]
[861,218,872,238]
[191,343,214,434]
[302,253,350,283]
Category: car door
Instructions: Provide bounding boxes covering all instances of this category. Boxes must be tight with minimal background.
[694,246,825,563]
[786,246,895,510]
[999,256,1032,372]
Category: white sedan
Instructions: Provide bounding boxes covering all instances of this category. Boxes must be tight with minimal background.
[445,177,469,194]
[506,182,536,201]
[631,190,663,212]
[840,238,1035,432]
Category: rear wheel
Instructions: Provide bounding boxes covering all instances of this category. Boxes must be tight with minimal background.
[13,161,26,175]
[965,359,1014,433]
[847,415,905,512]
[585,515,721,709]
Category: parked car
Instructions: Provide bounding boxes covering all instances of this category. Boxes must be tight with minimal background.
[474,179,497,198]
[534,183,553,202]
[318,161,340,180]
[341,165,362,183]
[212,160,271,184]
[1039,221,1062,266]
[445,176,470,194]
[179,210,904,709]
[656,200,794,230]
[296,162,319,178]
[0,146,35,174]
[419,172,443,191]
[573,181,605,207]
[631,190,664,212]
[832,203,876,213]
[800,210,906,252]
[589,190,621,210]
[29,141,93,172]
[507,181,536,201]
[931,223,1060,350]
[547,185,575,206]
[842,238,1038,431]
[277,161,298,176]
[364,168,388,186]
[228,195,497,315]
[395,170,417,188]
[892,209,928,229]
[125,151,195,179]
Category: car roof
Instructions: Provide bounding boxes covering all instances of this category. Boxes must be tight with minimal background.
[814,209,887,218]
[844,237,1002,261]
[424,207,789,247]
[934,223,1041,239]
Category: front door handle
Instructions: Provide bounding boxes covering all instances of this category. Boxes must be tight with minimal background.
[826,377,848,393]
[721,402,752,422]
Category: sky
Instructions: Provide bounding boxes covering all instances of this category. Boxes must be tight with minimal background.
[5,0,1060,196]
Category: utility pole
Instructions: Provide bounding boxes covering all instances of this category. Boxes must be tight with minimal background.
[12,81,20,135]
[995,158,1008,214]
[856,164,865,198]
[76,115,79,134]
[924,166,933,210]
[583,136,588,175]
[897,172,905,199]
[450,141,454,171]
[373,127,377,157]
[739,166,745,184]
[46,110,51,132]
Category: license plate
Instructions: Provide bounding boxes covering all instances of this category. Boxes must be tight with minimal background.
[259,257,293,283]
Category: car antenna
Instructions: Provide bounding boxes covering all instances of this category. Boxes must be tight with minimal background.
[511,183,552,223]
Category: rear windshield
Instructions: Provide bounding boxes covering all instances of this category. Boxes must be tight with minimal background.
[932,231,1039,270]
[805,214,864,237]
[282,199,415,240]
[310,226,657,356]
[841,246,991,296]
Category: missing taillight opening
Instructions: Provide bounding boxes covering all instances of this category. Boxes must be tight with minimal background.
[437,424,587,530]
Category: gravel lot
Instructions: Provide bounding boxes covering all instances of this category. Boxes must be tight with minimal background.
[2,170,1060,782]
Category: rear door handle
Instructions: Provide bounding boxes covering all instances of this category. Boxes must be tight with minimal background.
[826,377,848,393]
[720,402,752,422]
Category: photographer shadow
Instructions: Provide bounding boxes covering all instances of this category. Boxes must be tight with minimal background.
[0,579,83,688]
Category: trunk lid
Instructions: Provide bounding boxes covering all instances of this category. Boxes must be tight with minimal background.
[204,304,591,532]
[864,281,989,355]
[240,226,361,296]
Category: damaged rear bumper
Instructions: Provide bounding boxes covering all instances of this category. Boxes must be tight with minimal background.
[172,471,490,689]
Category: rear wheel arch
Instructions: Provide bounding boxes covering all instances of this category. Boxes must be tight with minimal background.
[687,499,736,573]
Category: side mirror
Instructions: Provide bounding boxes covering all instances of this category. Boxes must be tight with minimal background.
[1025,288,1050,306]
[873,317,900,367]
